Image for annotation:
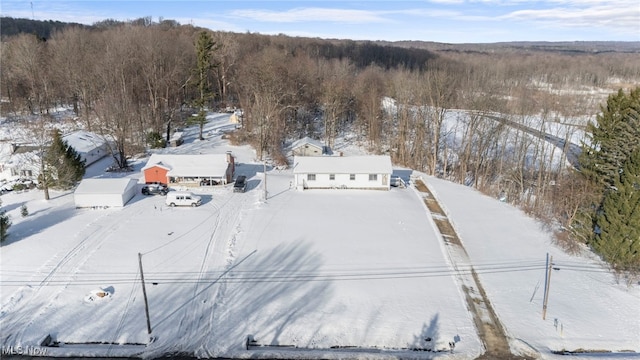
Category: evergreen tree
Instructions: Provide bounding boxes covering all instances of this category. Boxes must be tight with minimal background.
[574,87,640,251]
[0,199,11,242]
[146,131,165,149]
[188,31,217,140]
[594,148,640,272]
[44,129,86,190]
[579,87,640,189]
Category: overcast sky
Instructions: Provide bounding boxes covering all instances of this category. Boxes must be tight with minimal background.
[2,0,639,43]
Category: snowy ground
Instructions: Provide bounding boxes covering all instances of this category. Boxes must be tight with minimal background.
[1,113,638,359]
[424,176,640,358]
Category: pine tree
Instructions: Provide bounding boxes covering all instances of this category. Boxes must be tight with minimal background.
[188,31,217,140]
[44,129,86,190]
[574,87,640,251]
[579,87,640,189]
[594,148,640,272]
[0,199,11,242]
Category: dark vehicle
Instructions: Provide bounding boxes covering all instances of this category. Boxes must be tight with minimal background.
[200,179,219,186]
[233,176,247,193]
[142,183,168,195]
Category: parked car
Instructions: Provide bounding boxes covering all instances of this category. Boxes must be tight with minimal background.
[142,183,168,195]
[165,191,202,207]
[233,175,247,193]
[390,175,402,187]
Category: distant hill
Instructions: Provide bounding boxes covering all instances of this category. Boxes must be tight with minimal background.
[380,40,640,54]
[2,16,638,56]
[0,17,89,40]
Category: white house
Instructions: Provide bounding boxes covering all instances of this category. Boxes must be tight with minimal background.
[291,137,325,156]
[74,178,138,208]
[63,130,109,166]
[293,155,393,190]
[0,130,108,183]
[0,142,40,182]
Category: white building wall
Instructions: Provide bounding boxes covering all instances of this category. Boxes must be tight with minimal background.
[74,193,126,208]
[121,182,138,205]
[295,172,390,190]
[81,144,109,166]
[292,145,323,157]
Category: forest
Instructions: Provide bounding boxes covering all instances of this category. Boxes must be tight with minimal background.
[1,17,639,277]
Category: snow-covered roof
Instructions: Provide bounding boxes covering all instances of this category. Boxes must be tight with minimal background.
[0,142,15,163]
[293,155,392,174]
[142,153,231,177]
[74,178,137,194]
[170,131,184,141]
[291,136,324,150]
[63,130,107,154]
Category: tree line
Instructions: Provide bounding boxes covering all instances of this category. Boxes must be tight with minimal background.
[0,17,639,276]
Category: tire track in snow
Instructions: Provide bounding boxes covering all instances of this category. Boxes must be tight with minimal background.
[190,191,251,356]
[2,203,147,345]
[174,210,221,348]
[0,208,109,321]
[0,211,109,343]
[172,191,239,351]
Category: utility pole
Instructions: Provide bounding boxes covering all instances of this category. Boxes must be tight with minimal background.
[542,254,553,320]
[138,253,152,338]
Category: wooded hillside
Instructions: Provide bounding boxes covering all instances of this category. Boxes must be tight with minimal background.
[1,17,639,275]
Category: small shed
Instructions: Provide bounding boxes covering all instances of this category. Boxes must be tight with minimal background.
[170,131,184,147]
[74,178,138,208]
[293,155,393,190]
[291,137,325,156]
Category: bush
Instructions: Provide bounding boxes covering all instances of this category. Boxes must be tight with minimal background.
[146,131,166,149]
[0,199,10,242]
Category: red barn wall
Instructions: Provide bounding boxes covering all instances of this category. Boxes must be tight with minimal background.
[144,166,169,184]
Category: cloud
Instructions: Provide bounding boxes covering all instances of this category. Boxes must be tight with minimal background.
[229,7,391,24]
[502,2,640,32]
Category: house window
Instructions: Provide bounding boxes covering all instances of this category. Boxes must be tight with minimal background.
[329,174,335,180]
[350,174,356,181]
[369,174,378,181]
[307,174,316,181]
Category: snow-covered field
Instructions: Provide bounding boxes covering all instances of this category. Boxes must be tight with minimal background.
[1,113,638,359]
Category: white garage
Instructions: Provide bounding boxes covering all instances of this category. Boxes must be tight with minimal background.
[74,178,138,208]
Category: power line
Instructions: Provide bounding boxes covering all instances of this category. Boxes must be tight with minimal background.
[1,259,611,288]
